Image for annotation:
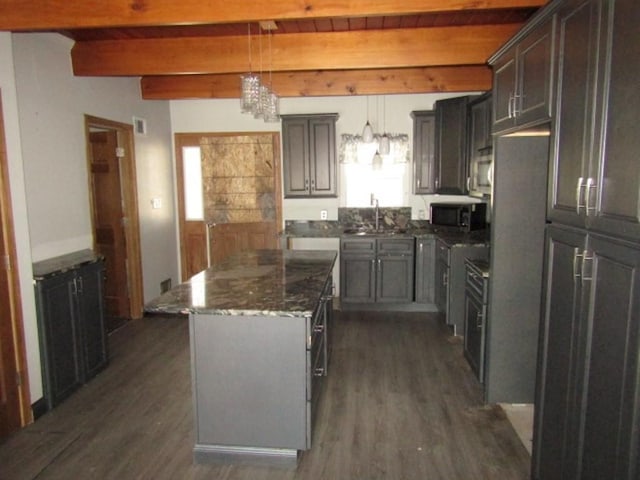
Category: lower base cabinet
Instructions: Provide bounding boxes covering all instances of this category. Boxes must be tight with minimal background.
[534,225,640,479]
[35,258,108,410]
[463,259,489,383]
[340,237,414,305]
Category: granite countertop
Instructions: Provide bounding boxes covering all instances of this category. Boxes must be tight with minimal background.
[145,249,337,317]
[33,249,103,280]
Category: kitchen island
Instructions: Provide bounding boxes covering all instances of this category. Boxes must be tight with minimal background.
[145,249,336,467]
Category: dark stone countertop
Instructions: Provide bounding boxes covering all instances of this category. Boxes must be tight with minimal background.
[144,249,336,317]
[33,249,103,280]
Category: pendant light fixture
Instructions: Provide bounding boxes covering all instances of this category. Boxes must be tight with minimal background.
[379,95,391,155]
[240,23,260,113]
[362,96,374,143]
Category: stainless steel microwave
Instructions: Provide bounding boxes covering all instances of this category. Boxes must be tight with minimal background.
[469,152,493,197]
[430,202,487,232]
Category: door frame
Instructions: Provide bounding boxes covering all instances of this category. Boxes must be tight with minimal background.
[174,132,283,281]
[0,90,32,430]
[84,115,144,319]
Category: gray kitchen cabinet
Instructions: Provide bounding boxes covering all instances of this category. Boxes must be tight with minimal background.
[434,96,471,194]
[435,238,489,336]
[282,114,338,198]
[34,258,108,411]
[411,110,436,194]
[463,259,489,383]
[490,16,554,133]
[340,236,414,305]
[534,224,640,480]
[414,236,436,305]
[468,93,493,197]
[549,0,640,242]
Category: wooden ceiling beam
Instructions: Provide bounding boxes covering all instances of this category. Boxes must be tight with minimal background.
[141,66,492,99]
[72,24,521,76]
[0,0,548,30]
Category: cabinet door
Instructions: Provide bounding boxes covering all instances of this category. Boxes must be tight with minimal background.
[434,96,470,194]
[282,117,310,197]
[469,96,491,154]
[548,0,603,228]
[492,50,518,133]
[35,272,83,409]
[463,288,485,382]
[516,18,554,126]
[308,116,337,197]
[588,0,640,241]
[412,111,436,194]
[580,233,640,480]
[434,257,449,314]
[340,255,376,303]
[376,255,414,303]
[533,225,586,480]
[415,238,436,304]
[77,262,108,380]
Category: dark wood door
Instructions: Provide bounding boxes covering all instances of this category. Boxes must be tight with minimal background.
[282,117,310,197]
[516,18,554,125]
[589,0,640,241]
[77,261,108,379]
[580,233,640,479]
[89,130,130,318]
[414,238,435,304]
[492,50,517,133]
[412,111,436,194]
[533,225,586,480]
[36,272,83,410]
[308,116,337,197]
[548,0,602,228]
[434,96,470,194]
[340,255,376,303]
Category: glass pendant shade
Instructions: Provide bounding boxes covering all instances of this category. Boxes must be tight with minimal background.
[372,150,383,170]
[240,74,260,113]
[263,92,280,123]
[379,133,391,155]
[362,121,374,143]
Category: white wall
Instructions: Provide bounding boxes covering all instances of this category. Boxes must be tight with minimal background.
[5,32,178,403]
[170,93,483,224]
[0,32,41,402]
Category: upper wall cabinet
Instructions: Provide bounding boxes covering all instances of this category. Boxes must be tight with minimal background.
[490,16,555,133]
[411,110,436,194]
[549,0,640,241]
[434,96,472,194]
[282,114,338,198]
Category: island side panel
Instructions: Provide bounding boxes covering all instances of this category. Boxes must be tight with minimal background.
[190,313,308,450]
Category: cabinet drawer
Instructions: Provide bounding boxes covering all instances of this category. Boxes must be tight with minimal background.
[377,238,414,255]
[340,238,376,254]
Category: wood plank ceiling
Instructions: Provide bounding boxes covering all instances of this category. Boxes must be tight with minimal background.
[0,0,548,99]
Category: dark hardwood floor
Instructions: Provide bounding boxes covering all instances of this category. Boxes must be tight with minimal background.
[0,311,530,479]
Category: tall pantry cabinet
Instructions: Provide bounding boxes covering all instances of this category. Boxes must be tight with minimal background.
[532,0,640,479]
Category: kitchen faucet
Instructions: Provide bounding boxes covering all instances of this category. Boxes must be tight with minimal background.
[371,194,380,231]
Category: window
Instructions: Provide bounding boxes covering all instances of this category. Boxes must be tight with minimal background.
[182,146,203,220]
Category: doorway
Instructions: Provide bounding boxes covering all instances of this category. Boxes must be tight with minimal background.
[0,91,32,440]
[175,133,282,280]
[84,116,144,325]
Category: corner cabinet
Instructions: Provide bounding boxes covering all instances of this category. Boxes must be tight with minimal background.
[34,256,108,411]
[411,111,436,194]
[282,114,338,198]
[490,16,554,133]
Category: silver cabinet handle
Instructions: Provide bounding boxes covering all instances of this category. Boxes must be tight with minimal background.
[585,177,596,216]
[573,248,583,280]
[581,250,594,283]
[311,179,315,191]
[443,272,448,286]
[419,243,423,253]
[314,367,325,377]
[576,176,585,214]
[476,311,484,329]
[466,176,471,191]
[313,324,324,334]
[508,93,514,119]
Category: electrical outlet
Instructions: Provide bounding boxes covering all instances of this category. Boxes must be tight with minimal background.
[320,210,328,220]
